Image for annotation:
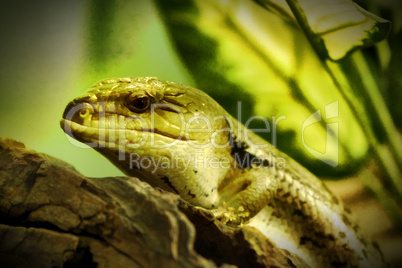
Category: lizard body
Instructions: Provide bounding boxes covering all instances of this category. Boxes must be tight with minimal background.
[61,77,386,267]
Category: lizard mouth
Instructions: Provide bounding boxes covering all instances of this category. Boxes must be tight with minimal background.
[60,102,192,147]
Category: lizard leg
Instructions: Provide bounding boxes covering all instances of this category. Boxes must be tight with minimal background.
[212,169,278,225]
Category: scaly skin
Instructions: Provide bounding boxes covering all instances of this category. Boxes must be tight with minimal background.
[61,77,386,267]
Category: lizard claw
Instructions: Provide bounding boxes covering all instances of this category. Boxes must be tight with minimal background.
[193,206,215,221]
[195,206,227,222]
[195,205,250,225]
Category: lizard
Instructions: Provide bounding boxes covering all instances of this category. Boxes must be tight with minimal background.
[60,77,386,267]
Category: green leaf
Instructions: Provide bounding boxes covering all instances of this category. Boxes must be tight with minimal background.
[155,0,370,176]
[255,0,391,60]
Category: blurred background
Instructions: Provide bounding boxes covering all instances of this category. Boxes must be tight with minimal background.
[0,0,401,265]
[0,0,192,177]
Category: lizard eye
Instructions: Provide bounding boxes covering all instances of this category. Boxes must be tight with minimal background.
[127,95,151,113]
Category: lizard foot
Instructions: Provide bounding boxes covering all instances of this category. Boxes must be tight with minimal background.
[197,206,250,226]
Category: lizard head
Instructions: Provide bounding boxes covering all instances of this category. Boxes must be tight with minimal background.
[61,77,233,207]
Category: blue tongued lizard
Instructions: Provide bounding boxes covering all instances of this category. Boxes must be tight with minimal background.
[60,77,386,267]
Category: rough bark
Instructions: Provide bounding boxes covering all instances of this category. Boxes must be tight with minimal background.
[0,137,306,268]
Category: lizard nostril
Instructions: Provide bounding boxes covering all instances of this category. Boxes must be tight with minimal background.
[62,102,94,124]
[79,108,90,117]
